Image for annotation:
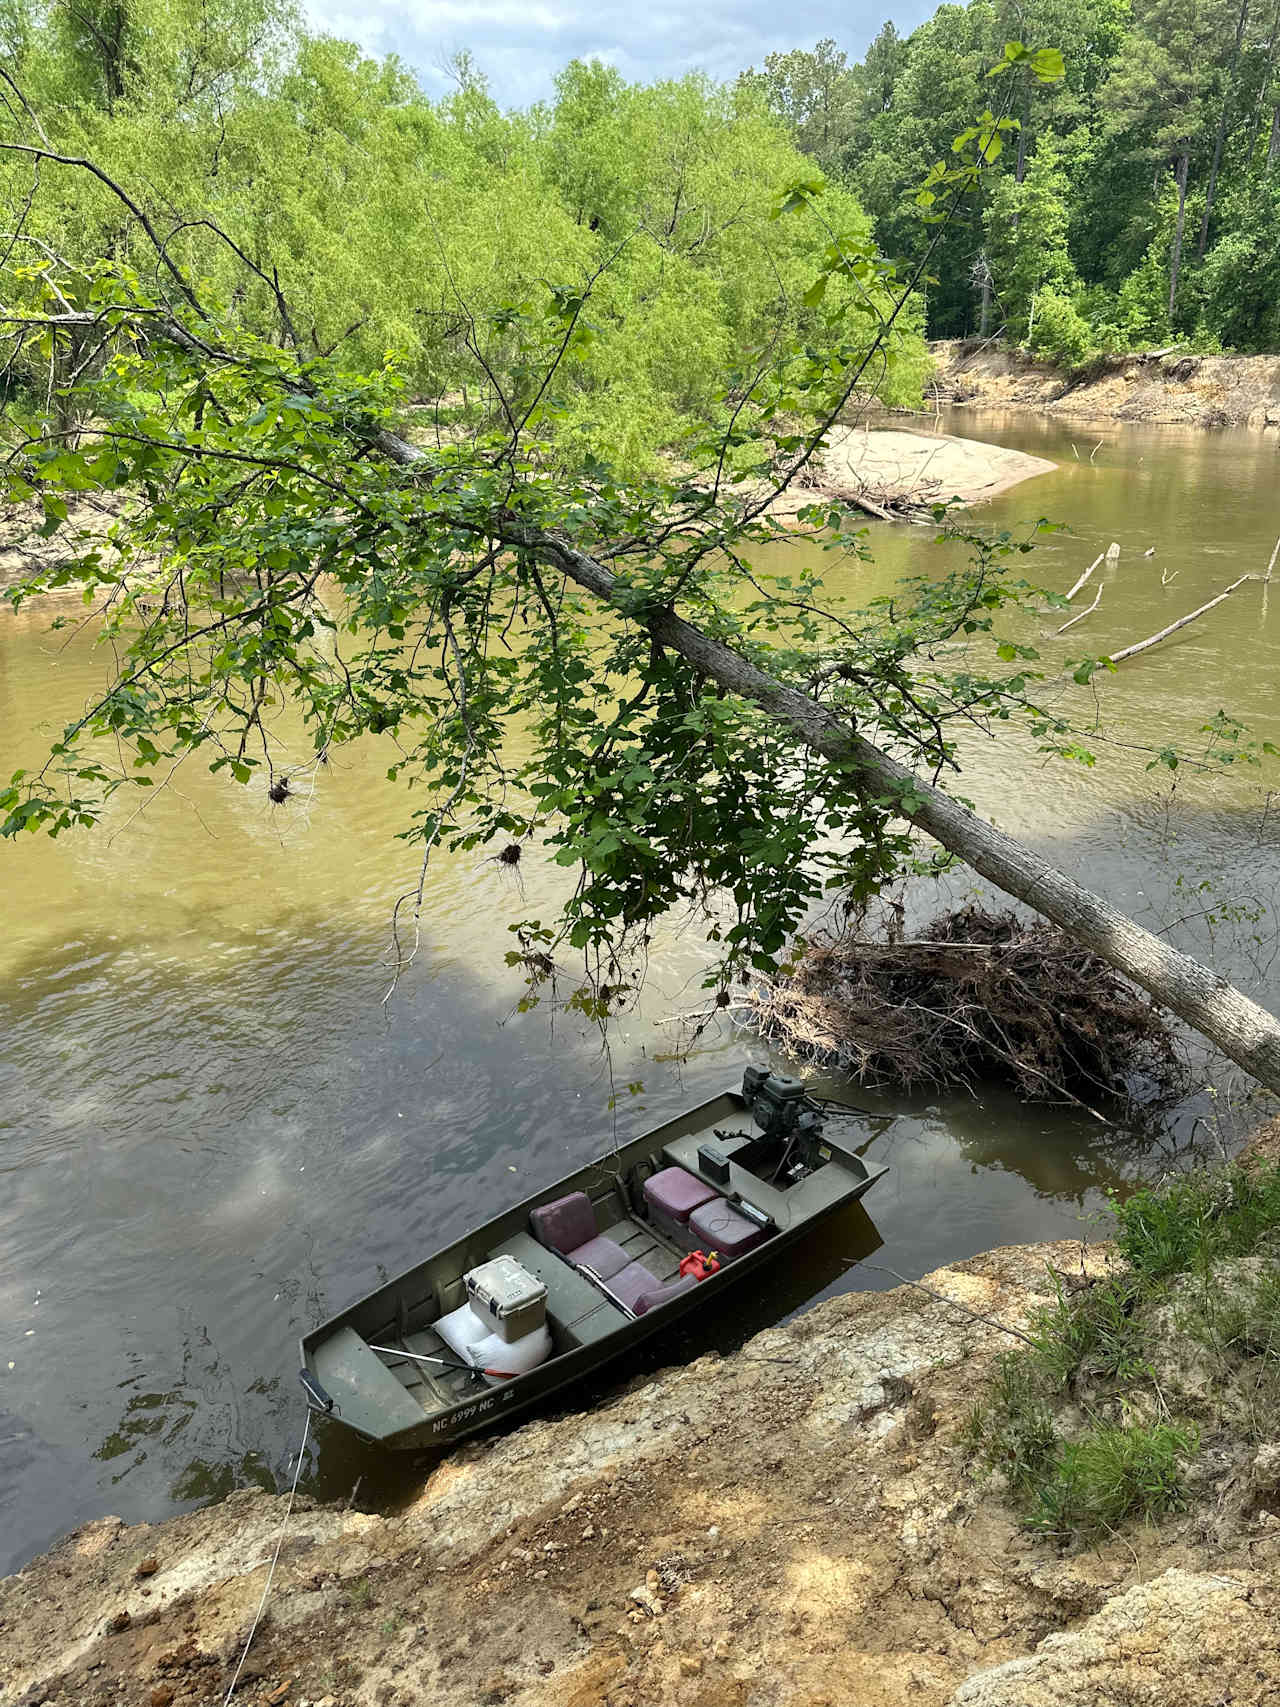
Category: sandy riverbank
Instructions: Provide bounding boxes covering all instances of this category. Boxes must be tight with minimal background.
[0,425,1057,601]
[763,424,1056,521]
[932,339,1280,430]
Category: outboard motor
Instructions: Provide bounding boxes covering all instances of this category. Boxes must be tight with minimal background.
[742,1067,828,1179]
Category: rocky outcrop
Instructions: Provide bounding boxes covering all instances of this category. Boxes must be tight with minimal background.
[1242,1112,1280,1167]
[932,339,1280,429]
[3,1240,1278,1707]
[952,1569,1280,1707]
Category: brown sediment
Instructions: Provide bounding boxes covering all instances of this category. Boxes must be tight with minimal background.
[5,1237,1280,1707]
[760,423,1057,523]
[1240,1112,1280,1167]
[932,339,1280,430]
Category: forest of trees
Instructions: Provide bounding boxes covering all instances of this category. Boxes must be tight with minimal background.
[744,0,1280,358]
[0,0,932,478]
[7,0,1278,485]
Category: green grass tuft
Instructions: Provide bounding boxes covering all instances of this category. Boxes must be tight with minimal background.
[973,1352,1060,1494]
[1113,1161,1280,1281]
[967,1159,1280,1544]
[1026,1422,1195,1539]
[1026,1274,1148,1388]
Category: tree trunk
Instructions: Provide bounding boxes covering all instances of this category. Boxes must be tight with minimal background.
[979,263,992,337]
[1270,105,1280,167]
[363,430,1280,1095]
[1170,152,1189,318]
[559,541,1280,1090]
[1258,0,1280,157]
[1010,95,1029,236]
[1198,0,1250,260]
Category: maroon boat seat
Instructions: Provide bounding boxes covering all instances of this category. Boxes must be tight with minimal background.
[643,1166,718,1246]
[633,1274,699,1315]
[605,1260,663,1314]
[689,1197,765,1260]
[530,1191,630,1280]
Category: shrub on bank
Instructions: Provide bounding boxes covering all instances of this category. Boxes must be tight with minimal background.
[966,1160,1280,1543]
[1026,288,1093,368]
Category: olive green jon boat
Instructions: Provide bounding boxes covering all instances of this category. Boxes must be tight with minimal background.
[298,1069,888,1449]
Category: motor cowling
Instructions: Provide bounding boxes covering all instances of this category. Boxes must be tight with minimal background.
[742,1067,815,1141]
[741,1067,831,1178]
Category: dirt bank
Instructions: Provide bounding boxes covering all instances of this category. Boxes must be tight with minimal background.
[932,338,1280,430]
[5,1237,1279,1707]
[764,424,1056,521]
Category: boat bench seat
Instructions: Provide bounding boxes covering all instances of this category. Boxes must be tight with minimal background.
[689,1197,766,1259]
[311,1326,431,1437]
[500,1231,628,1347]
[530,1192,630,1279]
[526,1195,704,1320]
[643,1166,719,1248]
[632,1272,699,1315]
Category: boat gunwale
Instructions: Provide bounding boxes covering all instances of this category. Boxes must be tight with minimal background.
[300,1087,888,1443]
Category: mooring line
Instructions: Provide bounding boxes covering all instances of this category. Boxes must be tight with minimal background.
[222,1409,311,1705]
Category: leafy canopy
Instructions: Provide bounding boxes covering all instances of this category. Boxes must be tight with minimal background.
[2,28,1176,1022]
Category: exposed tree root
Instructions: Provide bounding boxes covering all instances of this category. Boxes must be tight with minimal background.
[747,905,1185,1109]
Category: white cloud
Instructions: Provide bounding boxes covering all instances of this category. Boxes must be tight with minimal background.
[302,0,938,107]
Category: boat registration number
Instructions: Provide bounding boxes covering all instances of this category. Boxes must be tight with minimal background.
[432,1386,518,1433]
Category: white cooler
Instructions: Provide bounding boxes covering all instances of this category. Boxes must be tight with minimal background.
[437,1253,552,1386]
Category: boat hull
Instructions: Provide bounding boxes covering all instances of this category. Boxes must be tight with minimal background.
[300,1087,888,1449]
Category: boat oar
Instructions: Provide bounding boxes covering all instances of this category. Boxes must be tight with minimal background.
[368,1343,517,1379]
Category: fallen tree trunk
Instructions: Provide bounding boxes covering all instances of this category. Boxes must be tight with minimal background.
[14,146,1278,1098]
[1109,573,1258,664]
[366,430,1280,1096]
[539,530,1280,1092]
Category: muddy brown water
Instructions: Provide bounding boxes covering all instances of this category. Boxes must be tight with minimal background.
[3,407,1280,1573]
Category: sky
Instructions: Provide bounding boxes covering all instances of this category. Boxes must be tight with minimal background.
[303,0,937,109]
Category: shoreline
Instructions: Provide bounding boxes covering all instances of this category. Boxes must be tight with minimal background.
[931,338,1280,431]
[760,423,1055,522]
[1,425,1055,601]
[0,418,1058,600]
[6,1118,1280,1707]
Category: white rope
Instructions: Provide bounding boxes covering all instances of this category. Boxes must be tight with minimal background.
[222,1409,312,1705]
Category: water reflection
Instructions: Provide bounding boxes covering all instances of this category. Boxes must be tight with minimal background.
[4,407,1280,1575]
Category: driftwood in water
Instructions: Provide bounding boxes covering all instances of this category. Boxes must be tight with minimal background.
[1056,582,1103,634]
[747,906,1183,1112]
[1110,572,1258,664]
[1063,542,1119,605]
[1064,551,1105,602]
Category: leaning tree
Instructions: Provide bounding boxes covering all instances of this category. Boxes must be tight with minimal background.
[5,42,1280,1093]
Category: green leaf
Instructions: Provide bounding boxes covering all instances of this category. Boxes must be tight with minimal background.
[1030,47,1066,82]
[39,493,68,537]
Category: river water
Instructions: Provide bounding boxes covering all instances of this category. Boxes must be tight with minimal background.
[3,407,1280,1574]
